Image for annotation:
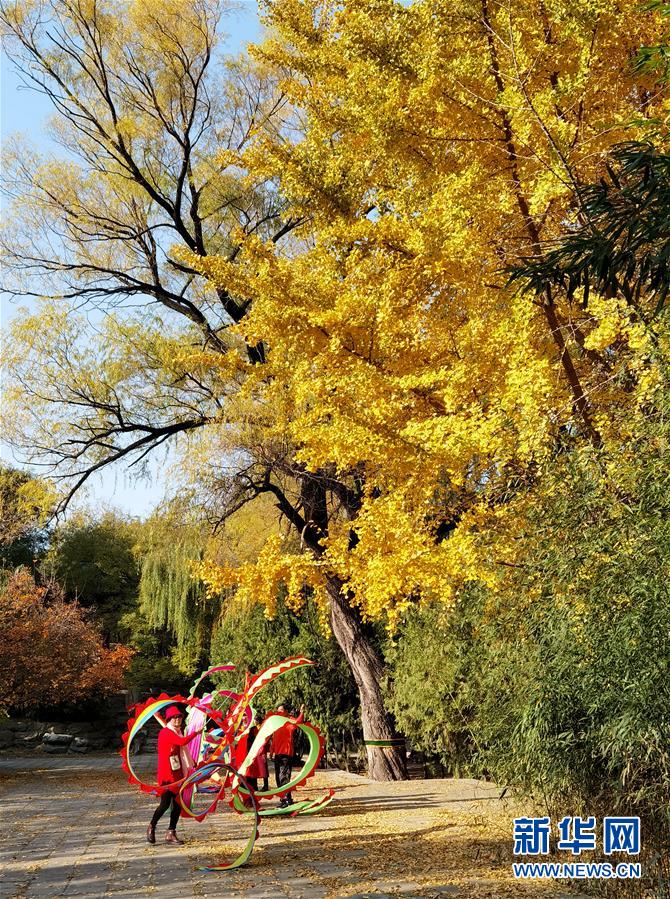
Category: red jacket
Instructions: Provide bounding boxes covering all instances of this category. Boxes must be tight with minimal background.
[233,732,249,770]
[156,726,197,792]
[245,726,269,778]
[270,710,304,757]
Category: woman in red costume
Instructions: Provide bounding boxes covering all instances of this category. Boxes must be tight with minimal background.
[233,712,269,805]
[246,713,270,794]
[270,703,304,808]
[146,706,203,845]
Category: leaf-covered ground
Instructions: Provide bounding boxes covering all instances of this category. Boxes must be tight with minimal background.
[0,758,583,898]
[189,770,581,898]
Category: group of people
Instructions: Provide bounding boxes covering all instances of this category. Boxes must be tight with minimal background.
[147,701,305,845]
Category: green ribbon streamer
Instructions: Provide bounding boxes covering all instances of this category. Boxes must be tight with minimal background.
[363,739,406,746]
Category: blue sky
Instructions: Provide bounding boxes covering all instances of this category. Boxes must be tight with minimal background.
[1,1,262,519]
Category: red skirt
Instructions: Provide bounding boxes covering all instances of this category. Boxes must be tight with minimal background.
[247,752,268,779]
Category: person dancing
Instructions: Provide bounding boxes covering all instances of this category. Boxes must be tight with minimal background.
[270,703,304,808]
[246,713,270,794]
[146,706,203,845]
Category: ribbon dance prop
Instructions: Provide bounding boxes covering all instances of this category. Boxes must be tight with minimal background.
[120,656,334,870]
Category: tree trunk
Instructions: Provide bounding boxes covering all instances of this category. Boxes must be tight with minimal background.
[277,475,407,781]
[326,576,407,781]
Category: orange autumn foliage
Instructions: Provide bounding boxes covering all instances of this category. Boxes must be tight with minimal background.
[0,569,133,713]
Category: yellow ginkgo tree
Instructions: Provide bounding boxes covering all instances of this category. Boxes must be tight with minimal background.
[183,0,669,774]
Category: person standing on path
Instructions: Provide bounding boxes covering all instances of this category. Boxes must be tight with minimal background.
[147,706,203,845]
[245,713,270,795]
[270,703,304,808]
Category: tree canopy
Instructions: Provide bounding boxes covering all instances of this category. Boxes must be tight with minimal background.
[47,513,140,642]
[2,0,670,780]
[0,568,132,714]
[190,0,668,623]
[0,465,53,569]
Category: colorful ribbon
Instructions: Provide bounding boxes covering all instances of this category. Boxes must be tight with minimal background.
[120,656,332,870]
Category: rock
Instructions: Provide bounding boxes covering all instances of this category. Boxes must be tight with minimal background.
[22,730,44,743]
[69,737,90,753]
[2,718,33,733]
[0,730,15,749]
[43,742,69,753]
[65,722,95,736]
[43,732,74,747]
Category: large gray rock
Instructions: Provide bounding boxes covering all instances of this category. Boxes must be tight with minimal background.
[0,718,52,736]
[43,732,74,748]
[0,729,15,749]
[69,737,90,753]
[43,743,68,753]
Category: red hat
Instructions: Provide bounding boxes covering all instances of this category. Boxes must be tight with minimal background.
[165,706,183,721]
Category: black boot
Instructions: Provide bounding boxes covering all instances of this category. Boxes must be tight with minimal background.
[146,824,156,844]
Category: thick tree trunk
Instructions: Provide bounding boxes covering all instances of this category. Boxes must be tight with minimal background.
[277,475,407,780]
[326,576,407,781]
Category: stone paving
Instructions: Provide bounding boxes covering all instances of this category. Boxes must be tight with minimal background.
[0,754,581,899]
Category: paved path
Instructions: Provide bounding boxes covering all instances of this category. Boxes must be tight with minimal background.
[0,754,578,899]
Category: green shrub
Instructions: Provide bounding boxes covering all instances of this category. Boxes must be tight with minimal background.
[209,594,360,747]
[389,402,670,836]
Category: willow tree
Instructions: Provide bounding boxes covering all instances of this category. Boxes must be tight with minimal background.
[135,505,235,673]
[2,0,667,779]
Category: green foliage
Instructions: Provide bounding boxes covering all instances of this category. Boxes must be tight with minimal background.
[209,594,360,746]
[511,140,670,325]
[384,597,480,777]
[389,400,670,830]
[47,513,140,641]
[0,465,51,570]
[119,610,190,693]
[139,538,216,674]
[486,419,670,824]
[45,509,213,692]
[636,1,670,78]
